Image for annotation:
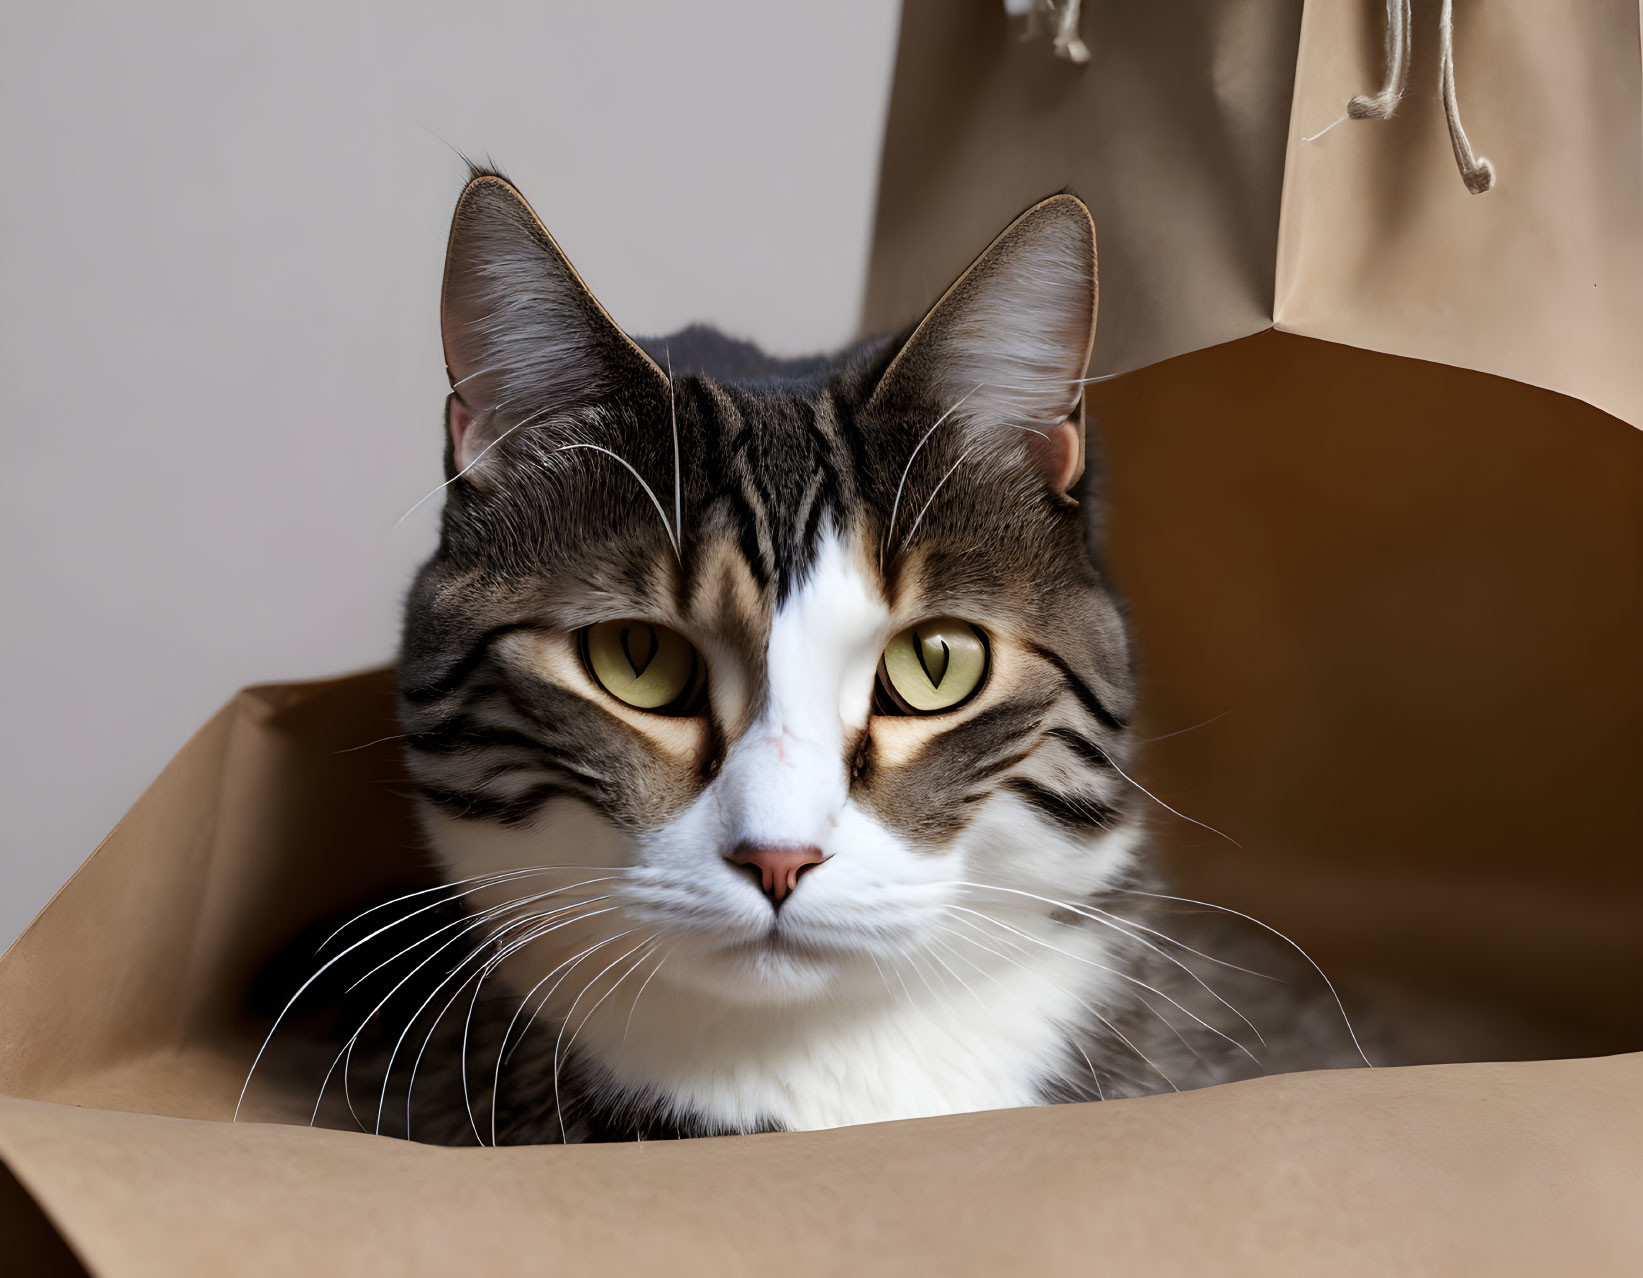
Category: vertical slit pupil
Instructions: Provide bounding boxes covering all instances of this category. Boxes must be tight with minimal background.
[619,624,659,678]
[914,631,951,689]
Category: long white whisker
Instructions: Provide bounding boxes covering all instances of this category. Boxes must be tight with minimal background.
[1133,991,1211,1066]
[403,972,479,1141]
[338,916,533,1131]
[927,929,1000,986]
[882,369,1125,566]
[311,896,613,1132]
[238,884,518,1122]
[898,418,1067,555]
[866,951,898,1005]
[486,913,627,1064]
[1073,1038,1105,1101]
[405,938,541,1143]
[942,908,1035,963]
[402,957,492,1142]
[945,904,1261,1070]
[316,872,525,956]
[882,382,986,565]
[883,952,964,1052]
[1120,888,1373,1067]
[550,936,659,1143]
[308,1045,350,1129]
[395,404,557,526]
[901,944,969,1027]
[551,443,679,561]
[347,877,626,992]
[622,946,675,1048]
[876,945,991,1074]
[900,440,983,552]
[666,346,682,556]
[1138,709,1234,744]
[535,935,654,1069]
[1105,756,1242,847]
[1082,902,1280,981]
[450,364,505,391]
[918,935,988,1008]
[992,372,1124,387]
[941,913,1178,1092]
[942,881,1272,983]
[1075,905,1270,1048]
[942,881,1268,1047]
[319,902,561,1131]
[371,912,552,1135]
[565,940,659,1059]
[465,908,622,1145]
[366,893,619,1135]
[317,864,624,954]
[1088,1009,1178,1092]
[488,926,638,1146]
[334,731,410,755]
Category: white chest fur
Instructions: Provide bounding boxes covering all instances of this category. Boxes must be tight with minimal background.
[573,928,1112,1132]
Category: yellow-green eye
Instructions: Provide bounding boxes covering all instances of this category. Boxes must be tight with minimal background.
[877,618,989,715]
[580,620,705,714]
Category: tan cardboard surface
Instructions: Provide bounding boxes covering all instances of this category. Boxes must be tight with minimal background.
[3,1054,1643,1278]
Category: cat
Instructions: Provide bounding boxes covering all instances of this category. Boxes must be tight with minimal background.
[263,169,1373,1145]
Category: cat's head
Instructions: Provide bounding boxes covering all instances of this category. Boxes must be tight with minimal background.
[400,173,1138,1008]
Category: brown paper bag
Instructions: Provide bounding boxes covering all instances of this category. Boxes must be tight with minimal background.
[867,0,1643,426]
[5,3,1643,1273]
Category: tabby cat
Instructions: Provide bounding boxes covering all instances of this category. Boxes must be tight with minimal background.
[272,171,1369,1145]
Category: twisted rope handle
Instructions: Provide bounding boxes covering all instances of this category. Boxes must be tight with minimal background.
[1438,0,1497,193]
[1349,0,1411,119]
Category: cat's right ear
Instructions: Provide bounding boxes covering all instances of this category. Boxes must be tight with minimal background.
[440,172,667,479]
[868,194,1097,494]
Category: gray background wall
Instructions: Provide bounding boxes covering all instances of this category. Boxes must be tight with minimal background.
[0,2,901,949]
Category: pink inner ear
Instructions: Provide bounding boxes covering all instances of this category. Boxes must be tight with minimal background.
[447,395,474,471]
[1028,419,1083,492]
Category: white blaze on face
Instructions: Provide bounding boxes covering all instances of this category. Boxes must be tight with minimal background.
[710,528,889,851]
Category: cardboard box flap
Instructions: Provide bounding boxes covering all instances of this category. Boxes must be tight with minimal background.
[4,1056,1643,1278]
[0,670,426,1112]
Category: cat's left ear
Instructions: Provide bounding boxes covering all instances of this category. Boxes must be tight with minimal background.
[440,172,668,477]
[869,194,1097,493]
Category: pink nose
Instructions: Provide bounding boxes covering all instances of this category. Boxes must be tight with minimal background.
[726,843,828,905]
